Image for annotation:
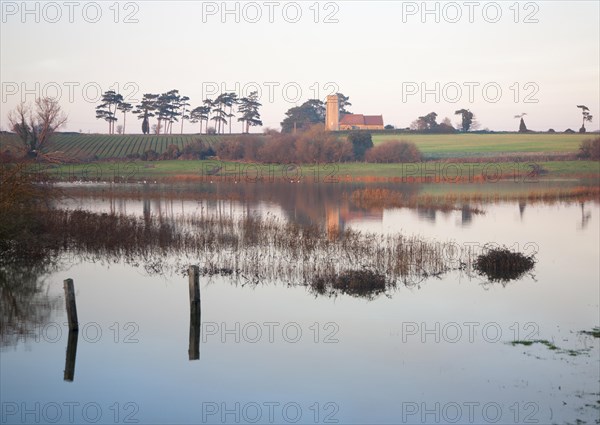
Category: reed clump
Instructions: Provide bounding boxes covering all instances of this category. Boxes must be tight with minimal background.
[473,247,535,282]
[311,269,389,298]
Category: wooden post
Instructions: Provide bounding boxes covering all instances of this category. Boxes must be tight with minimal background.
[189,266,200,304]
[188,302,201,360]
[63,279,78,331]
[188,265,201,360]
[63,330,79,381]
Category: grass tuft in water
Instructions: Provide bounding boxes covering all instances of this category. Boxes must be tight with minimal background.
[474,247,536,282]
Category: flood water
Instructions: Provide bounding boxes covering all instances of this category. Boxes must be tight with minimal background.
[1,183,599,424]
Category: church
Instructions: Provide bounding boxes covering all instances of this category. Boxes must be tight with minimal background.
[325,95,384,131]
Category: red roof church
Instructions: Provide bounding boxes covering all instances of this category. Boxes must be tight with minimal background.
[339,114,384,130]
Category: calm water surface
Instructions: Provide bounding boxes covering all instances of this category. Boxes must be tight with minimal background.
[1,184,598,424]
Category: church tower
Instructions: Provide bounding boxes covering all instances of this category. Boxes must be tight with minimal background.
[326,95,339,131]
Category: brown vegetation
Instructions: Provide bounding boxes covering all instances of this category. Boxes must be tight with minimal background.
[365,140,422,163]
[578,138,600,160]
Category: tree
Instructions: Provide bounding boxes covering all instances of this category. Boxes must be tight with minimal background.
[116,125,123,134]
[155,90,183,134]
[96,90,123,134]
[134,94,158,135]
[117,102,133,134]
[454,109,474,132]
[221,92,238,134]
[417,112,438,131]
[178,95,190,134]
[577,105,593,133]
[237,91,263,133]
[202,99,213,134]
[7,98,68,157]
[211,94,230,134]
[336,93,352,115]
[189,105,211,134]
[347,131,373,161]
[280,99,325,133]
[514,113,528,132]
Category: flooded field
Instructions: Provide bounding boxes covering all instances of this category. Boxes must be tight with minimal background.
[1,182,599,424]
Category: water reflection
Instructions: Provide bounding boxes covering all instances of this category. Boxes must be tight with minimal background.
[0,261,63,348]
[58,181,598,231]
[63,330,78,381]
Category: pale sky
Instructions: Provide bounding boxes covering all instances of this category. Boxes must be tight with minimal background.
[1,0,599,133]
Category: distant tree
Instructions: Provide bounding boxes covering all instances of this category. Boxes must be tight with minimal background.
[336,93,352,115]
[116,125,123,134]
[96,90,123,134]
[454,109,474,132]
[189,105,211,134]
[7,98,68,157]
[347,131,373,161]
[117,102,133,134]
[417,112,438,131]
[134,93,159,135]
[222,92,238,134]
[519,118,528,132]
[178,95,190,134]
[202,98,214,133]
[577,105,593,133]
[155,90,183,134]
[384,124,395,130]
[211,94,230,134]
[280,99,325,133]
[237,91,263,133]
[514,113,528,133]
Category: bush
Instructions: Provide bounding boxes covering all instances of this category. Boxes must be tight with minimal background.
[295,124,353,163]
[347,131,373,161]
[215,138,244,160]
[215,136,264,161]
[181,140,215,160]
[578,138,600,160]
[259,134,295,163]
[365,140,422,163]
[141,149,159,161]
[160,144,181,160]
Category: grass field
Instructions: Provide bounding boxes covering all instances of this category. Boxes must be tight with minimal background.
[1,132,596,161]
[37,160,600,183]
[371,133,592,158]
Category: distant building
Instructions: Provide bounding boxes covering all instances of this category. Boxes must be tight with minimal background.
[325,95,339,131]
[325,94,384,131]
[339,114,384,131]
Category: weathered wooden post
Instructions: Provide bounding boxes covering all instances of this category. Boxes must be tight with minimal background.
[189,265,200,304]
[188,266,201,360]
[63,279,78,331]
[63,330,79,381]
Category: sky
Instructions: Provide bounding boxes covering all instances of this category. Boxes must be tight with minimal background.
[1,0,599,133]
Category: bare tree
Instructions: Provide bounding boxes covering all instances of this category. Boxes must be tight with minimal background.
[7,98,68,158]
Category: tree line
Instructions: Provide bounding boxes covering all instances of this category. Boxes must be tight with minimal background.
[95,90,262,135]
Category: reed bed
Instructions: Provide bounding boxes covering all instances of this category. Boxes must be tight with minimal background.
[24,209,478,296]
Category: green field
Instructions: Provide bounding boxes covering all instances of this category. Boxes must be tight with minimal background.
[371,133,592,158]
[1,132,596,161]
[38,160,600,182]
[0,133,224,160]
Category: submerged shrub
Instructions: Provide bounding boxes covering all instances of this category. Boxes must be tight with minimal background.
[311,269,388,298]
[473,247,535,282]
